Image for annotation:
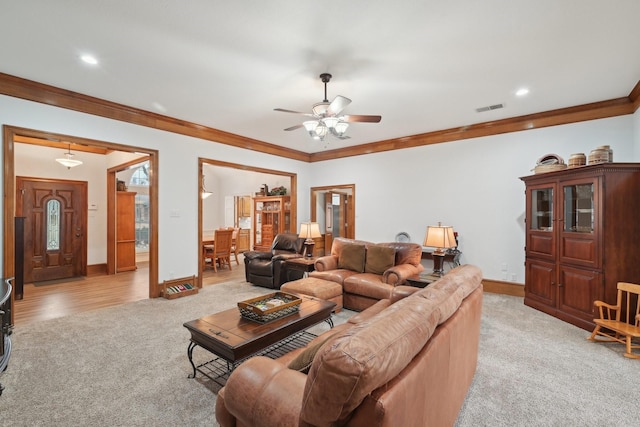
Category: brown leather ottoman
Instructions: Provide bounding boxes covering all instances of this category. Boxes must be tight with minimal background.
[281,277,343,313]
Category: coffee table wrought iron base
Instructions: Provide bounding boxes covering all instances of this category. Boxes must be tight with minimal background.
[187,330,317,386]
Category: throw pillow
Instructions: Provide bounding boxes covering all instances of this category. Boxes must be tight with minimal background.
[364,246,396,275]
[288,332,336,374]
[338,244,366,273]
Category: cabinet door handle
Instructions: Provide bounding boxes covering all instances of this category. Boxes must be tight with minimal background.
[557,282,563,287]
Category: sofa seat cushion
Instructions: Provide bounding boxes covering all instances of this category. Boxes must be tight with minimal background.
[309,269,357,285]
[343,273,393,301]
[300,294,441,426]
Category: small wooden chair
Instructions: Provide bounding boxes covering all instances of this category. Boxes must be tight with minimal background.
[588,282,640,359]
[211,228,234,272]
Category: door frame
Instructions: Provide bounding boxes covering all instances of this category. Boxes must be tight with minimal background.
[3,125,160,306]
[106,158,150,274]
[198,158,297,288]
[310,184,356,239]
[16,176,89,282]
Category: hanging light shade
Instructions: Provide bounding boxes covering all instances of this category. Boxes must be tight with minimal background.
[201,176,213,199]
[56,144,83,169]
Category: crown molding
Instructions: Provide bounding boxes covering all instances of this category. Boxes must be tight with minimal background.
[0,73,637,164]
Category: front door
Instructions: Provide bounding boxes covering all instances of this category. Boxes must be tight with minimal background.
[16,177,87,283]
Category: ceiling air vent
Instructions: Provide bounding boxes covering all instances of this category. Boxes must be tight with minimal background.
[476,103,505,113]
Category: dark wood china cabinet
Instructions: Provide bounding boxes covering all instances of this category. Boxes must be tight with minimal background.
[521,163,640,330]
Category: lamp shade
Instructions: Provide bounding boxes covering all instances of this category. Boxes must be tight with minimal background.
[423,224,456,249]
[299,222,321,239]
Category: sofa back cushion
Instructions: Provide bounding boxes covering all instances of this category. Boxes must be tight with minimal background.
[330,237,372,257]
[337,244,366,273]
[300,294,440,426]
[364,245,396,275]
[271,233,304,254]
[376,242,423,267]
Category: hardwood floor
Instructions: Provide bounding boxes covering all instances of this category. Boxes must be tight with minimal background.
[13,257,246,326]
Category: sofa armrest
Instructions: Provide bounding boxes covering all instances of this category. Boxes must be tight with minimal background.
[314,255,338,271]
[243,251,273,261]
[272,253,303,262]
[383,263,423,285]
[390,285,420,303]
[219,356,307,427]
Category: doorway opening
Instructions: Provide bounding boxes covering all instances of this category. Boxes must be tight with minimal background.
[310,184,356,254]
[198,158,297,288]
[3,125,159,324]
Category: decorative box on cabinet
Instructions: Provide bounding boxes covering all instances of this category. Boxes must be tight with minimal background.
[521,163,640,331]
[253,196,291,251]
[116,191,137,272]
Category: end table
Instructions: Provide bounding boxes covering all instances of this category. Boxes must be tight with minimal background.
[285,257,317,278]
[405,273,440,288]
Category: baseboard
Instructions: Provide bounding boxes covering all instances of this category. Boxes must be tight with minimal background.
[482,278,525,297]
[87,263,107,276]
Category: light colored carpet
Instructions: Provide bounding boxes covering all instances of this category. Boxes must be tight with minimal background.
[1,281,638,426]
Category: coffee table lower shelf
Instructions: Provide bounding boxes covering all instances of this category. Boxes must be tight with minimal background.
[187,330,317,386]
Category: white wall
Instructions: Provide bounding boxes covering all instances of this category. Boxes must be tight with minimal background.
[309,115,634,282]
[1,94,636,284]
[0,95,310,282]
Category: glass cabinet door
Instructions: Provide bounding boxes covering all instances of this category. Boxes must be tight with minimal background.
[531,187,553,231]
[563,183,594,233]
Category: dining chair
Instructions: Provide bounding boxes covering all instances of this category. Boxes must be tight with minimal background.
[231,227,240,265]
[212,228,234,272]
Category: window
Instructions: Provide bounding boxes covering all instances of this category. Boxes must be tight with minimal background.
[46,199,61,250]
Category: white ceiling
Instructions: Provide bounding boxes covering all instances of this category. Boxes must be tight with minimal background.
[2,1,640,154]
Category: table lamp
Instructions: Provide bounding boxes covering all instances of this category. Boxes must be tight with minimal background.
[423,222,457,277]
[299,222,322,257]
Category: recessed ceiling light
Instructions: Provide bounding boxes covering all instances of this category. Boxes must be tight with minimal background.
[80,54,98,65]
[515,88,530,97]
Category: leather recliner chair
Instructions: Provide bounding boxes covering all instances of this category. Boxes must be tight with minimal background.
[243,233,306,289]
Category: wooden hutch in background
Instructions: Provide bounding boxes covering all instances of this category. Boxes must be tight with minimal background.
[252,195,291,251]
[521,163,640,331]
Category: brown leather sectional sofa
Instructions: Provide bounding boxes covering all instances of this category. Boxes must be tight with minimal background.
[309,237,425,311]
[216,264,484,427]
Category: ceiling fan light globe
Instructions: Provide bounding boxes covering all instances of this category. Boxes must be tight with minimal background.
[323,117,339,129]
[315,124,328,138]
[303,120,319,132]
[334,121,349,135]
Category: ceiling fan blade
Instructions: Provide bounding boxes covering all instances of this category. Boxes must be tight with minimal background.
[274,108,314,117]
[327,95,352,116]
[284,124,304,131]
[342,114,382,123]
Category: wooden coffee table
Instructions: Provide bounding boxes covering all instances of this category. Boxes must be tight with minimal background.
[183,295,336,382]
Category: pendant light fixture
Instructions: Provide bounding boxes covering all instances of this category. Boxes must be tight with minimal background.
[201,176,213,199]
[56,143,83,169]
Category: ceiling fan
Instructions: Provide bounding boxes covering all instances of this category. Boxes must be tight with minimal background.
[274,73,382,141]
